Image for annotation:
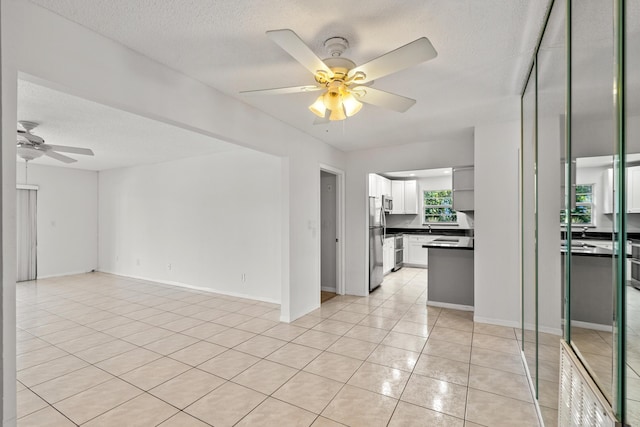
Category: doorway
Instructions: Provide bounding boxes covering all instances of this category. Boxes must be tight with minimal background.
[16,187,38,282]
[319,165,345,303]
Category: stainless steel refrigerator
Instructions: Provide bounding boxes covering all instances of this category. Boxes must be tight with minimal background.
[369,196,385,292]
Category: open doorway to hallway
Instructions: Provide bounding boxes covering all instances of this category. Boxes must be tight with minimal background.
[320,170,338,304]
[319,165,345,304]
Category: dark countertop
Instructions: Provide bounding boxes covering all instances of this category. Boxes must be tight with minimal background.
[387,227,473,237]
[422,237,474,251]
[561,246,614,257]
[563,231,640,241]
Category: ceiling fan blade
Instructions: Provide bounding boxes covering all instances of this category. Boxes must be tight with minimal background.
[354,87,416,112]
[44,150,77,164]
[17,131,44,144]
[348,37,437,83]
[266,29,333,78]
[240,85,323,95]
[44,144,94,156]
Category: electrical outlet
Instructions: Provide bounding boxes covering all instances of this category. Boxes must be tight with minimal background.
[136,259,140,266]
[241,273,246,282]
[167,263,172,271]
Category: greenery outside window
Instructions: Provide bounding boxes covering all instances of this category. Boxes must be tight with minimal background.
[560,184,594,225]
[424,190,457,223]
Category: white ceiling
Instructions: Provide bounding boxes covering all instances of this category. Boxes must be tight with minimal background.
[27,0,550,152]
[17,80,238,171]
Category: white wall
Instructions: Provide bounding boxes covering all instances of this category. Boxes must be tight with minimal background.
[99,149,282,302]
[3,0,346,327]
[320,172,336,291]
[345,132,475,296]
[474,120,522,328]
[384,175,473,229]
[1,4,347,421]
[16,163,98,278]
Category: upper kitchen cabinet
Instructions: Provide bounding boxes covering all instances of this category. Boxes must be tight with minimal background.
[390,180,418,214]
[391,181,405,214]
[368,173,391,199]
[404,180,418,214]
[369,173,378,197]
[600,163,640,214]
[452,166,474,211]
[380,176,391,198]
[628,166,640,213]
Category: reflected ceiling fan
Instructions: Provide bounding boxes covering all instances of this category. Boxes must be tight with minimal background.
[17,121,94,164]
[241,29,437,122]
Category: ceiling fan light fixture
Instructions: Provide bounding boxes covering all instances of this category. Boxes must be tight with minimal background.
[342,91,363,117]
[323,89,342,112]
[309,95,327,118]
[329,106,346,121]
[17,145,45,161]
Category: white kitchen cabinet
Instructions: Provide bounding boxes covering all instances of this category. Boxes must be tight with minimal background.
[369,174,378,198]
[369,174,390,199]
[404,234,439,268]
[381,176,392,198]
[383,236,394,274]
[389,180,418,214]
[404,180,418,214]
[629,166,640,213]
[391,181,405,214]
[602,168,613,214]
[602,167,640,214]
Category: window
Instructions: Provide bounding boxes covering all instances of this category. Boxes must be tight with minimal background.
[560,184,594,225]
[423,190,457,223]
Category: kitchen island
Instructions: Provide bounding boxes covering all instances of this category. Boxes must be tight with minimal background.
[423,237,474,309]
[561,242,614,327]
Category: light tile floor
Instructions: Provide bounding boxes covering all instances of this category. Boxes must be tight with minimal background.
[16,268,541,426]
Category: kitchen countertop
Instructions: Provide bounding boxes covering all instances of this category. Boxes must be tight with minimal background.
[422,236,474,250]
[387,227,473,237]
[560,246,613,257]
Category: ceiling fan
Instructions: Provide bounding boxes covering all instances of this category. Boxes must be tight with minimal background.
[16,121,94,164]
[241,29,437,122]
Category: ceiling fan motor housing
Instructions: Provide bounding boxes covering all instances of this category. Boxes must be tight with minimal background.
[324,37,349,57]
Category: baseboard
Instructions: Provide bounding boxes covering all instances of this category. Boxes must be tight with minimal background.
[36,269,96,279]
[522,321,563,336]
[321,286,337,293]
[569,320,613,332]
[427,301,474,311]
[402,263,427,268]
[97,270,281,305]
[473,316,520,329]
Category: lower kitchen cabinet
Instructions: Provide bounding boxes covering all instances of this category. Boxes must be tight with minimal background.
[404,235,439,268]
[383,236,394,274]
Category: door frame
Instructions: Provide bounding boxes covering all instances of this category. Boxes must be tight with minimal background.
[319,164,345,296]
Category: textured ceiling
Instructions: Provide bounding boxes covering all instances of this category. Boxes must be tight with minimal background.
[27,0,550,151]
[17,80,238,171]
